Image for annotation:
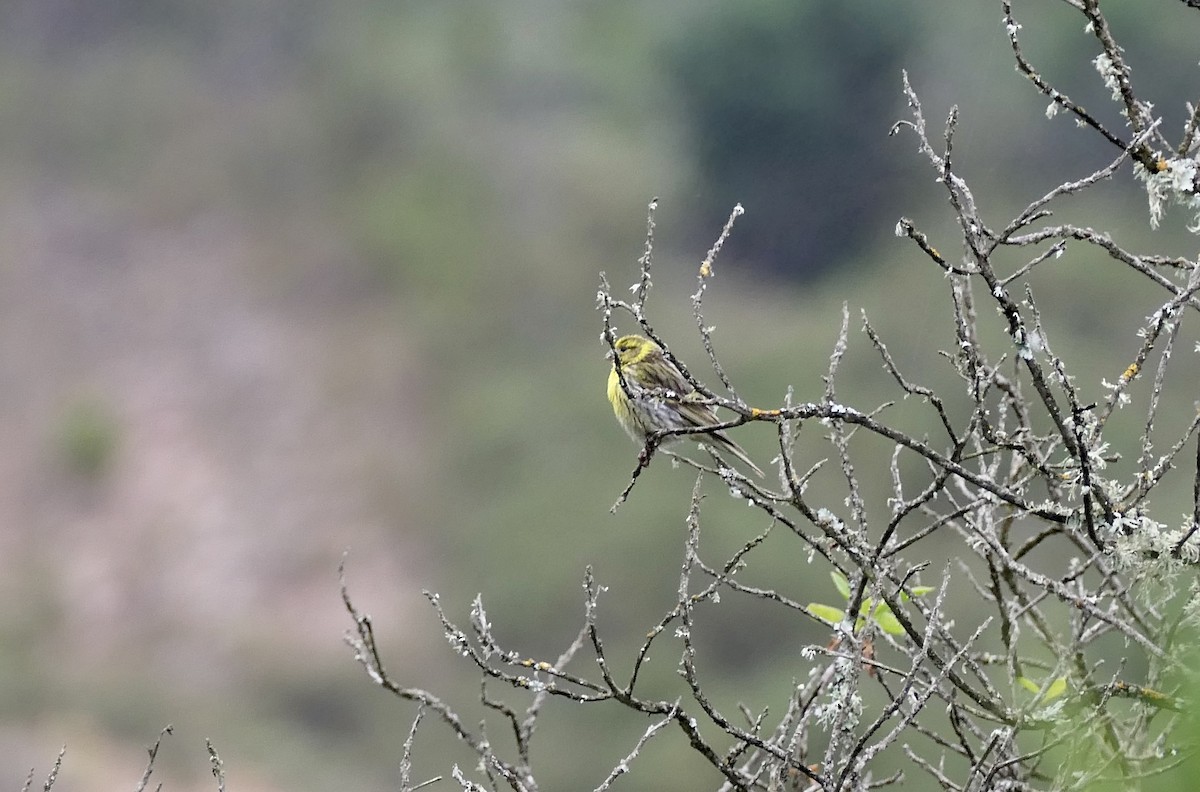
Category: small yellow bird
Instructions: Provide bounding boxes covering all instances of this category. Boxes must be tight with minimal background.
[607,334,764,477]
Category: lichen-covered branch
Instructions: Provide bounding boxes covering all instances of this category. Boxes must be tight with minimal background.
[341,4,1200,790]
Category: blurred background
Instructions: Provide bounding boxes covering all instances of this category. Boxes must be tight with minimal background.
[2,1,1199,789]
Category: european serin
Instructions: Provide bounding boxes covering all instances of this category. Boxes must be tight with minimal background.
[607,334,764,477]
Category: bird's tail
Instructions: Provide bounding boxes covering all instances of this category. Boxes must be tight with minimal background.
[707,431,765,478]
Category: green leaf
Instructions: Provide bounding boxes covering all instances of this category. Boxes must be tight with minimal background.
[854,599,873,632]
[899,586,935,602]
[1016,675,1070,700]
[830,570,851,600]
[1045,676,1068,700]
[806,603,846,624]
[871,603,904,635]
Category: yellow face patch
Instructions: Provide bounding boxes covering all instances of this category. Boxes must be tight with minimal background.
[613,335,658,367]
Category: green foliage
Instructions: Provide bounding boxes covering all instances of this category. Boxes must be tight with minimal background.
[805,570,931,637]
[56,398,120,477]
[1016,674,1069,702]
[666,0,918,280]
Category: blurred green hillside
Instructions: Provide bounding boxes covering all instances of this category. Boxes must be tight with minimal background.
[1,1,1198,789]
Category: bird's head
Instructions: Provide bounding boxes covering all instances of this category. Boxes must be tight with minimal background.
[611,334,660,368]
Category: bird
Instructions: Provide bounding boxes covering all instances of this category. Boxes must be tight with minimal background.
[606,334,764,477]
